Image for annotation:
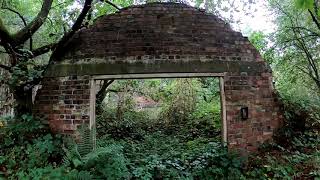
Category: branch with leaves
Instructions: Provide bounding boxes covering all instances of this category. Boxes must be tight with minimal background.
[273,0,320,91]
[0,0,96,114]
[102,0,121,10]
[12,0,53,46]
[50,0,94,60]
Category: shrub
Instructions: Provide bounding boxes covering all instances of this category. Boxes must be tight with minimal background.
[0,114,63,178]
[63,141,129,180]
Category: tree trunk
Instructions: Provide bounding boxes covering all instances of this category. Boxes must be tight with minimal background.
[116,91,124,121]
[96,80,114,115]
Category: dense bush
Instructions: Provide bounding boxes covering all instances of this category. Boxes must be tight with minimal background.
[1,112,318,179]
[96,78,221,139]
[96,105,148,140]
[0,114,64,178]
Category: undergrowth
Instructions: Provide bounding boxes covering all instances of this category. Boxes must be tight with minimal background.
[0,85,319,179]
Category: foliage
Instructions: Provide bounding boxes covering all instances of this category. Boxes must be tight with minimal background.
[246,134,320,179]
[268,0,320,92]
[96,78,221,138]
[1,78,320,179]
[294,0,314,10]
[63,142,129,180]
[97,108,147,140]
[0,0,320,179]
[242,89,320,179]
[0,114,63,178]
[248,31,277,64]
[97,130,244,179]
[160,79,199,124]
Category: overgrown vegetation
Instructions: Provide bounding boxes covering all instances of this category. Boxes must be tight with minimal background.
[0,0,320,179]
[1,78,319,179]
[0,115,64,178]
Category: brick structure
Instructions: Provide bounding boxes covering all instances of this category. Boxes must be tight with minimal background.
[33,76,91,134]
[34,3,283,152]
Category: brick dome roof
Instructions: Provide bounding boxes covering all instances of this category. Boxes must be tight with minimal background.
[60,2,261,63]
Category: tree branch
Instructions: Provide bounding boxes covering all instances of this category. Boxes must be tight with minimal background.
[12,0,53,46]
[3,43,18,65]
[308,9,320,30]
[0,64,11,72]
[85,3,94,27]
[1,7,34,50]
[285,26,320,37]
[96,79,114,104]
[101,0,121,10]
[0,18,13,45]
[96,79,114,114]
[276,2,320,90]
[293,64,320,89]
[314,0,319,22]
[51,0,94,60]
[31,43,56,58]
[1,7,27,27]
[292,28,320,82]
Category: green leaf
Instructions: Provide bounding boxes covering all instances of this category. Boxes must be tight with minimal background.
[294,0,313,9]
[72,158,83,168]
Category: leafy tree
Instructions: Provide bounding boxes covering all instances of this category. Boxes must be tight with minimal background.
[269,0,320,93]
[248,31,277,64]
[0,0,95,116]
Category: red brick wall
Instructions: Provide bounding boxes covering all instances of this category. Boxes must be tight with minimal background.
[33,76,91,134]
[35,3,284,153]
[60,3,261,62]
[225,72,283,152]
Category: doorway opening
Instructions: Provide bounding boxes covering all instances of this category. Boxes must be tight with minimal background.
[84,73,230,178]
[89,73,227,145]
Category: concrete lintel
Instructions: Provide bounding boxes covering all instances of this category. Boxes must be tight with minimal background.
[93,73,224,80]
[44,60,268,77]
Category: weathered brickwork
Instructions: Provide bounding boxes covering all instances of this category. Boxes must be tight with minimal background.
[57,3,262,64]
[224,72,283,152]
[33,76,91,134]
[35,3,284,153]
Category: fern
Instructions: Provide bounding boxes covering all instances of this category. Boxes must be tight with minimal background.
[62,144,82,168]
[82,145,129,179]
[62,124,94,168]
[77,124,95,157]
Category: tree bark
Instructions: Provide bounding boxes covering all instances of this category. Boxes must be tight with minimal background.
[0,18,13,45]
[96,80,114,115]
